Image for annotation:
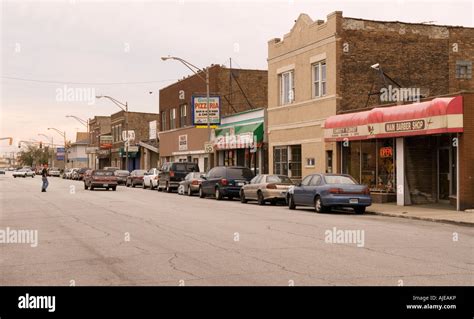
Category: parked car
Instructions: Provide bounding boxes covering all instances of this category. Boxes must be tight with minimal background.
[13,168,35,178]
[240,174,294,205]
[73,167,90,180]
[0,169,5,175]
[199,166,254,200]
[65,168,78,179]
[143,168,160,190]
[126,169,147,187]
[178,172,204,196]
[84,169,117,191]
[114,170,130,185]
[48,167,61,177]
[287,173,372,214]
[158,162,200,193]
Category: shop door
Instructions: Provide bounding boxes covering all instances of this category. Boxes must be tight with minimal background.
[438,148,450,201]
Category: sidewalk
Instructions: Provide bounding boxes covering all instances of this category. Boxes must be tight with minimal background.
[366,203,474,227]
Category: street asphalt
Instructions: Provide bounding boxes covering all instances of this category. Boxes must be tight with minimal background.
[0,172,472,286]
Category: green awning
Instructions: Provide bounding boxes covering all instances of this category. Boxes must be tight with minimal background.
[215,122,263,143]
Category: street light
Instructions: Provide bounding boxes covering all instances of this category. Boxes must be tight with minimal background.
[66,115,89,143]
[95,95,129,171]
[48,128,67,168]
[38,133,54,167]
[161,56,211,142]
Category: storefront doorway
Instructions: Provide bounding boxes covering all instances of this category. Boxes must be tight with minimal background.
[438,147,450,202]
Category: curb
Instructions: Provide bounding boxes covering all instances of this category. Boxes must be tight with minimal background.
[365,210,474,227]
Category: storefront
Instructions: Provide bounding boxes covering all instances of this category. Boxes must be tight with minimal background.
[158,126,212,172]
[324,96,466,210]
[212,108,267,175]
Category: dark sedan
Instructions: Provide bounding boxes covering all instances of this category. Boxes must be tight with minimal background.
[114,170,130,185]
[84,169,118,191]
[287,174,371,214]
[199,166,254,200]
[126,169,147,187]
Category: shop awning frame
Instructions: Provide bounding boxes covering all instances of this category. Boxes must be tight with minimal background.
[324,96,464,142]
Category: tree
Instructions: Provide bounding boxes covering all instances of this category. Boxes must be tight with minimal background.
[18,145,49,167]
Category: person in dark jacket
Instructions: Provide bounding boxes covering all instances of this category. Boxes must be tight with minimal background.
[41,165,49,192]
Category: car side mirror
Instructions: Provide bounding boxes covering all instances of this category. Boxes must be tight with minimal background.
[200,175,207,180]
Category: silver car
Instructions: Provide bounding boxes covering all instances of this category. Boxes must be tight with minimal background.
[240,174,294,205]
[178,172,203,196]
[13,169,35,178]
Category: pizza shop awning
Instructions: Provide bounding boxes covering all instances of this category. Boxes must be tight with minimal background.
[324,96,464,142]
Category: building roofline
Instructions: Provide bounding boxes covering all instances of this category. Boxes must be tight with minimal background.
[343,16,474,29]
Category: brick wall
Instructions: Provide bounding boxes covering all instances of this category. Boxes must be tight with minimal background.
[459,93,474,210]
[159,65,267,131]
[337,16,474,113]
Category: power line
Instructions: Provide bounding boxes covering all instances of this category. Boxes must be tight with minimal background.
[0,76,178,86]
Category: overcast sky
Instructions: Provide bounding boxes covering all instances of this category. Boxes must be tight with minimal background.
[1,0,473,153]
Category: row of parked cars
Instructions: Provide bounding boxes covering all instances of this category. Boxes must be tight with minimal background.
[77,162,372,214]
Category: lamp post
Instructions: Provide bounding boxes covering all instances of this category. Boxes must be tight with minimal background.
[38,133,54,167]
[96,96,129,171]
[161,56,211,142]
[47,128,66,168]
[65,115,89,139]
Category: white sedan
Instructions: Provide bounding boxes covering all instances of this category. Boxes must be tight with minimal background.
[143,168,160,190]
[13,169,35,178]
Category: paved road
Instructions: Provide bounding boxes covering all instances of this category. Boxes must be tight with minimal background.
[1,172,472,286]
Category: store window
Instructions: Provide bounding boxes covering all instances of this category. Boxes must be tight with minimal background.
[273,147,288,176]
[361,140,376,190]
[273,145,301,180]
[377,139,396,193]
[342,141,361,183]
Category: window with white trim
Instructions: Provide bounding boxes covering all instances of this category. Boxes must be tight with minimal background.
[313,61,327,98]
[180,104,187,127]
[279,70,294,105]
[161,111,166,131]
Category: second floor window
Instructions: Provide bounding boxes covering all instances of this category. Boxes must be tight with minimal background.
[169,108,176,130]
[313,61,327,97]
[180,104,187,127]
[161,111,166,131]
[279,70,294,105]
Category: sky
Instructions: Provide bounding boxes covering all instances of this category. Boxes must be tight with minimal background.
[1,0,473,154]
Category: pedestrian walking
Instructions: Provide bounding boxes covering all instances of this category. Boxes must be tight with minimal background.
[41,165,49,192]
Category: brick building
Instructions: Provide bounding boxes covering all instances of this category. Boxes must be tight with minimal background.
[110,111,160,171]
[268,11,474,210]
[159,64,267,172]
[87,115,111,169]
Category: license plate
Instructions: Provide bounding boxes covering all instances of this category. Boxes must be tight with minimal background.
[103,184,108,187]
[237,182,244,186]
[349,198,359,204]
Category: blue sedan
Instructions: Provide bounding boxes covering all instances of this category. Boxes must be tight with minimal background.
[287,174,372,214]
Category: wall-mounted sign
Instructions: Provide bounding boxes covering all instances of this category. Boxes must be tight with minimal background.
[56,147,65,161]
[100,136,113,149]
[179,135,188,151]
[204,143,214,153]
[379,147,393,158]
[149,121,157,140]
[192,96,220,126]
[122,130,135,142]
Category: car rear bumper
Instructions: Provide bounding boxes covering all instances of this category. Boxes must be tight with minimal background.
[91,182,117,188]
[221,187,242,197]
[261,189,288,200]
[322,195,372,207]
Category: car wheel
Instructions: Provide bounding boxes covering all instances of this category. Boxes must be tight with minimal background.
[126,181,130,187]
[132,182,136,188]
[270,200,277,206]
[143,182,147,189]
[240,191,248,203]
[215,187,222,200]
[257,191,265,205]
[166,183,172,193]
[187,186,192,196]
[314,196,329,213]
[106,187,109,191]
[90,186,94,191]
[112,187,117,191]
[199,187,205,198]
[228,196,234,201]
[288,194,296,210]
[14,176,16,178]
[355,207,366,215]
[84,183,88,190]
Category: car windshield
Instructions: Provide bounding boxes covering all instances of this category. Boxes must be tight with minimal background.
[226,168,253,180]
[135,170,147,176]
[324,175,356,185]
[174,163,198,172]
[115,170,129,176]
[94,171,114,176]
[267,175,293,184]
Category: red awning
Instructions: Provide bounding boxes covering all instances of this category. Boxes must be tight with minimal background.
[324,96,464,141]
